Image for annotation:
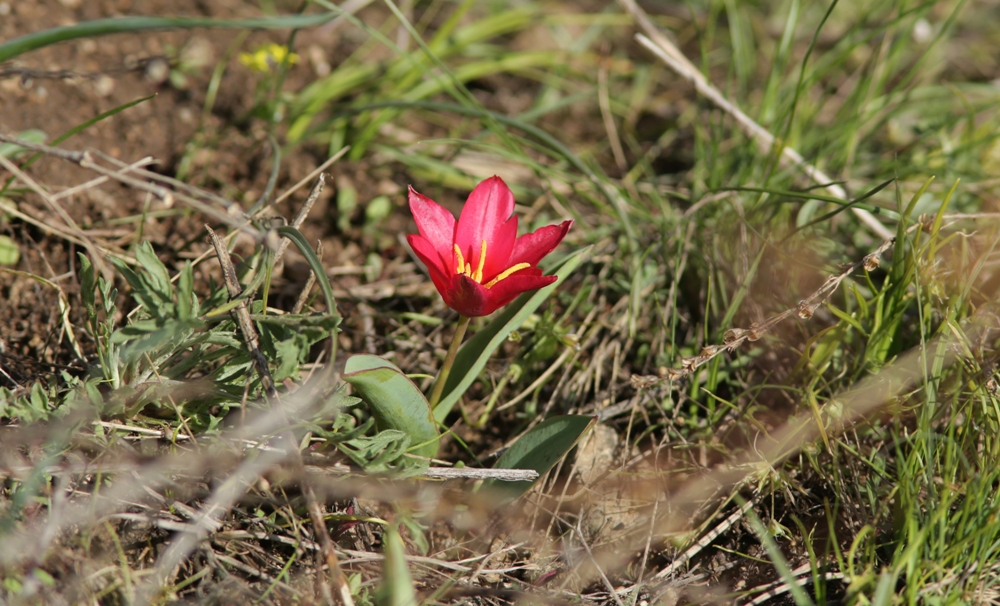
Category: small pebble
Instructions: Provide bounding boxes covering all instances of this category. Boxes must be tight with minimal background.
[913,18,932,43]
[93,75,115,97]
[145,57,170,85]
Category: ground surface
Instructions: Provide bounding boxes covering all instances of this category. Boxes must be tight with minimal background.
[3,1,1000,605]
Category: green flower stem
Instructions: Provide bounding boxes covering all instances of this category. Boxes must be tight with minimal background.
[429,315,471,410]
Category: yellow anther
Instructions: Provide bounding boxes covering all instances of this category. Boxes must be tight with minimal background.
[454,244,466,275]
[484,263,530,289]
[472,240,487,283]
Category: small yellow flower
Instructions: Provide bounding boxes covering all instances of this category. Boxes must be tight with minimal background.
[238,43,300,73]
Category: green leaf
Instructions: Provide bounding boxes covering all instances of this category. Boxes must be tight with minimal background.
[134,241,172,302]
[0,235,21,265]
[340,429,411,471]
[0,129,46,159]
[376,525,419,606]
[176,262,195,320]
[78,254,96,318]
[113,318,206,364]
[483,414,595,498]
[32,568,55,588]
[275,226,340,320]
[343,355,439,459]
[0,13,341,63]
[434,246,590,421]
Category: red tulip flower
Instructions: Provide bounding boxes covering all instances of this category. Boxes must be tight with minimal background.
[407,176,572,317]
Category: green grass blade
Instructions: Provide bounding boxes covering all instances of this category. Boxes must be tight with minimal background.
[743,499,816,606]
[274,226,339,320]
[376,525,419,606]
[0,13,337,63]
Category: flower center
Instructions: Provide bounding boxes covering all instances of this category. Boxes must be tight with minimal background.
[454,240,530,289]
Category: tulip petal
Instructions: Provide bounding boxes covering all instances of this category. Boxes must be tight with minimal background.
[407,234,453,298]
[483,270,557,312]
[408,186,456,255]
[481,215,518,283]
[509,220,573,268]
[454,176,515,271]
[445,274,495,317]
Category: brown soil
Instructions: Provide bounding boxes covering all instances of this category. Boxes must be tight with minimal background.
[0,0,407,389]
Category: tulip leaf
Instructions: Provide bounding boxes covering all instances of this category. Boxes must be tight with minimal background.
[376,524,419,606]
[482,415,595,498]
[434,246,590,422]
[343,354,439,459]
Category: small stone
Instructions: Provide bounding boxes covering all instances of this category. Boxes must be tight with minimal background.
[913,18,932,44]
[307,44,330,77]
[93,75,115,97]
[145,57,170,84]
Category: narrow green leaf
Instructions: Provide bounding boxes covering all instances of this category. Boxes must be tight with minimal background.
[376,525,418,606]
[733,182,899,219]
[176,262,194,320]
[742,498,816,606]
[434,246,590,422]
[785,178,896,240]
[78,253,96,317]
[343,354,439,459]
[134,241,172,301]
[275,226,339,319]
[0,13,339,63]
[483,415,595,498]
[55,96,155,148]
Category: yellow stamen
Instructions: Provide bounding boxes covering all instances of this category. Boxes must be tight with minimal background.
[472,240,487,283]
[454,244,466,275]
[484,263,530,289]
